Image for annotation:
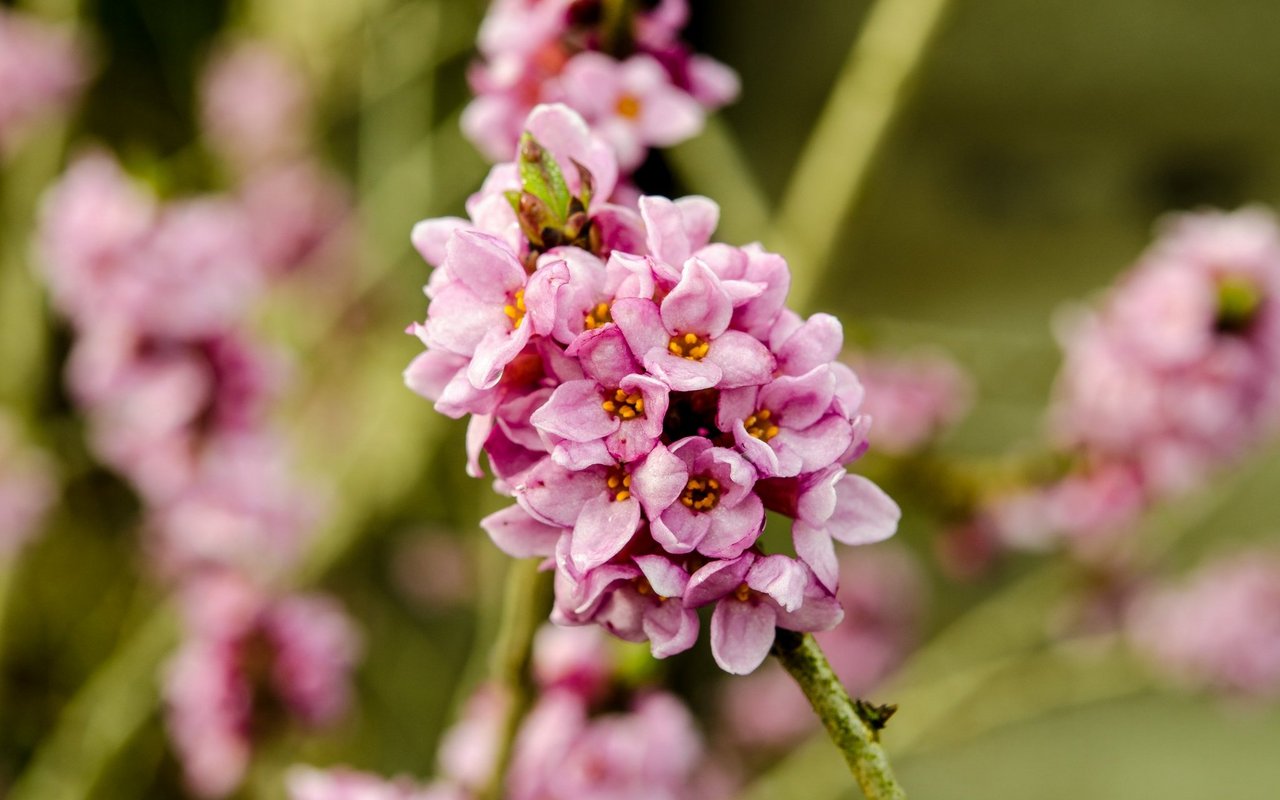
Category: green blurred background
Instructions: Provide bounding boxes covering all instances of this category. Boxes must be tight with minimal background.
[3,0,1280,797]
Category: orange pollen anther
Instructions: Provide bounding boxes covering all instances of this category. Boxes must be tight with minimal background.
[744,408,781,441]
[679,475,721,512]
[584,301,612,330]
[605,465,633,502]
[734,582,752,602]
[601,387,645,420]
[616,94,642,119]
[503,289,527,329]
[667,332,711,361]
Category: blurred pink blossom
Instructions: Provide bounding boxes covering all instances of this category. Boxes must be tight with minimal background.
[461,0,736,168]
[164,572,362,798]
[1128,552,1280,700]
[287,766,465,800]
[0,8,86,154]
[200,40,312,170]
[847,350,973,456]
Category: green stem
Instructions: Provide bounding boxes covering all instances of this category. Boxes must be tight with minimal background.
[772,629,907,800]
[6,609,178,800]
[769,0,956,313]
[479,559,553,800]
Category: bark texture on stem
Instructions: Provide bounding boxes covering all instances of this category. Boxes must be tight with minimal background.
[772,629,907,800]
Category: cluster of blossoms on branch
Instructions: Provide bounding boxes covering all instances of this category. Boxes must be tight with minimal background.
[291,625,721,800]
[463,0,738,171]
[979,209,1280,557]
[36,41,361,799]
[0,7,86,156]
[405,103,900,674]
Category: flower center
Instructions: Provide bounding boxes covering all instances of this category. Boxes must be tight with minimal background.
[583,301,612,330]
[605,464,632,502]
[1216,276,1263,334]
[601,387,645,420]
[680,475,721,512]
[668,332,710,361]
[503,289,527,329]
[734,582,752,602]
[616,94,642,119]
[744,408,780,441]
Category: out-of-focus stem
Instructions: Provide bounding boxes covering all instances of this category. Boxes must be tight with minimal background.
[6,609,178,800]
[772,630,907,800]
[479,559,553,800]
[770,0,956,313]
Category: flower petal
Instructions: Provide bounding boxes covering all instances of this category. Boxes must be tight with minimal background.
[829,474,901,545]
[711,598,777,674]
[571,493,641,572]
[481,504,565,558]
[530,380,619,442]
[704,330,775,388]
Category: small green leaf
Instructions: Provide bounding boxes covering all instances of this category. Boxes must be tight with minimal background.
[518,132,572,225]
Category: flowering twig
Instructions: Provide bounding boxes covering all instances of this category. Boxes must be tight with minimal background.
[771,629,907,800]
[480,558,553,800]
[771,0,956,311]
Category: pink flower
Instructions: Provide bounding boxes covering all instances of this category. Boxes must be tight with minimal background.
[40,153,263,338]
[1054,209,1280,486]
[0,9,86,154]
[0,412,57,561]
[164,573,362,798]
[559,53,704,171]
[612,260,775,391]
[683,552,843,675]
[1128,552,1280,700]
[508,690,704,800]
[460,1,736,168]
[847,350,973,455]
[720,546,926,747]
[200,40,311,170]
[407,105,900,673]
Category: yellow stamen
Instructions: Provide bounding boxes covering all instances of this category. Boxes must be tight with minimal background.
[502,289,527,329]
[616,94,642,119]
[667,332,711,361]
[734,583,752,602]
[601,386,645,420]
[745,407,781,441]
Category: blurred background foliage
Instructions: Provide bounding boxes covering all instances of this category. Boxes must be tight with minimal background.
[2,0,1280,797]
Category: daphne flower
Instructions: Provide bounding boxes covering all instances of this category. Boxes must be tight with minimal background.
[683,553,842,674]
[164,573,362,798]
[0,9,86,154]
[200,40,311,170]
[407,104,899,672]
[848,350,973,455]
[1128,552,1280,700]
[559,53,704,170]
[613,259,774,391]
[718,366,855,479]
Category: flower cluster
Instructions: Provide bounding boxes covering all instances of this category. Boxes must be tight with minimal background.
[463,0,738,171]
[406,104,900,674]
[984,210,1280,554]
[0,411,57,562]
[1127,551,1280,701]
[39,149,361,795]
[293,626,716,800]
[39,152,316,575]
[167,572,362,798]
[0,8,86,155]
